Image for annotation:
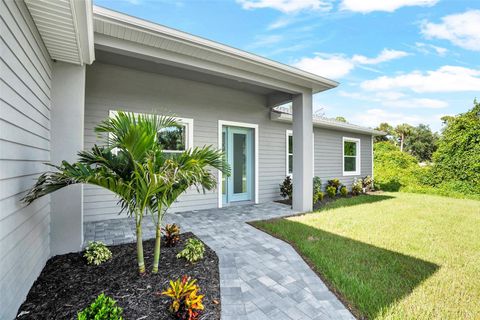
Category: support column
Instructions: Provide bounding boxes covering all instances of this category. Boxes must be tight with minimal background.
[292,91,313,212]
[50,61,86,255]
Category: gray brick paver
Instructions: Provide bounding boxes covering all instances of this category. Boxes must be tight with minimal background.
[84,202,354,320]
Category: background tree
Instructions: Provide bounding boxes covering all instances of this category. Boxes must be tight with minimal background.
[404,124,439,162]
[374,122,395,143]
[335,116,347,122]
[430,100,480,191]
[395,123,414,152]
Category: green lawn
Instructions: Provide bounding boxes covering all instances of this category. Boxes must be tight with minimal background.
[253,192,480,319]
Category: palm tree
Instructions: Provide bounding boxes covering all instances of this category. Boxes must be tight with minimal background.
[395,123,413,152]
[23,111,229,274]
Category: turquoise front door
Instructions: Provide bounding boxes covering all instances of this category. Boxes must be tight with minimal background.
[222,126,254,204]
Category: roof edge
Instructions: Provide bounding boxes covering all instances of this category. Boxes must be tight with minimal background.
[92,5,338,92]
[271,110,386,136]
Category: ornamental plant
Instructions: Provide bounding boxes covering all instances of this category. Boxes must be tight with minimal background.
[164,224,181,247]
[162,276,204,320]
[327,179,341,193]
[362,175,373,192]
[351,178,362,196]
[84,241,112,266]
[77,293,123,320]
[177,238,205,263]
[313,191,324,204]
[326,186,337,198]
[22,112,229,274]
[280,176,293,200]
[340,185,348,197]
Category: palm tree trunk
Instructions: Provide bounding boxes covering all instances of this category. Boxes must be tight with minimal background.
[152,222,161,273]
[136,223,145,274]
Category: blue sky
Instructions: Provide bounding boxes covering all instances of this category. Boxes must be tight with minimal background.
[95,0,480,132]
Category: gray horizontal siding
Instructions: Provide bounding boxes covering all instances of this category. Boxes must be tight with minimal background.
[314,128,372,189]
[0,1,52,318]
[83,62,374,222]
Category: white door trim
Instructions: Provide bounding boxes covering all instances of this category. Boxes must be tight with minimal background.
[218,120,259,208]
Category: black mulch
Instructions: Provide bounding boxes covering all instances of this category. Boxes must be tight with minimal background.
[275,193,366,211]
[16,232,220,320]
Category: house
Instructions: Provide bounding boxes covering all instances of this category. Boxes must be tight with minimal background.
[0,1,383,318]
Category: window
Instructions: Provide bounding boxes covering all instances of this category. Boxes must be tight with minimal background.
[343,137,360,176]
[286,130,314,176]
[109,111,193,153]
[287,131,293,175]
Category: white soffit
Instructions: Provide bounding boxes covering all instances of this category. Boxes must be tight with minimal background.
[92,6,338,94]
[25,0,95,65]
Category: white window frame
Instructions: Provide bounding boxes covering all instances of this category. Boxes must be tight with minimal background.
[342,137,361,176]
[286,129,314,177]
[109,110,193,152]
[159,117,194,153]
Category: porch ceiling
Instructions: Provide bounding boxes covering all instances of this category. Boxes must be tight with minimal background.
[95,49,276,96]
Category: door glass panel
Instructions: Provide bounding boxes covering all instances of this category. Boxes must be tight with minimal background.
[233,133,247,194]
[222,130,227,196]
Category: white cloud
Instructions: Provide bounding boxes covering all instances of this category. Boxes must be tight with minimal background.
[293,54,355,79]
[383,98,448,109]
[293,48,408,79]
[351,49,409,65]
[361,66,480,93]
[349,108,440,129]
[340,0,437,13]
[421,10,480,51]
[415,42,448,56]
[237,0,332,13]
[339,91,448,109]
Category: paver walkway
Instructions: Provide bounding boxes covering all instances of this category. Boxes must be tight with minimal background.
[84,203,354,320]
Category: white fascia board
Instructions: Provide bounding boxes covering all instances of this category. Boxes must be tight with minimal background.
[71,0,95,65]
[92,5,338,93]
[271,111,386,136]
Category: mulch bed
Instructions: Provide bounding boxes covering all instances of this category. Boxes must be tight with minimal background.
[16,232,220,320]
[275,192,371,211]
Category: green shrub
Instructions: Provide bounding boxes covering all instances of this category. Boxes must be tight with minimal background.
[429,100,480,190]
[351,178,362,196]
[313,191,324,204]
[280,176,293,200]
[177,238,205,263]
[164,223,181,247]
[84,241,112,266]
[313,177,322,194]
[340,186,348,197]
[327,179,341,192]
[78,293,123,320]
[326,186,337,198]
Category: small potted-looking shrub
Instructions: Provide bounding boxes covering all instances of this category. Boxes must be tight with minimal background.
[177,238,205,263]
[362,175,373,193]
[340,185,348,197]
[280,176,293,201]
[77,293,123,320]
[326,186,337,198]
[312,177,323,204]
[164,224,181,247]
[351,178,362,196]
[162,276,204,320]
[83,241,112,266]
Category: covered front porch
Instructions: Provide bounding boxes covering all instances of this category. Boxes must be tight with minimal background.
[46,5,338,256]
